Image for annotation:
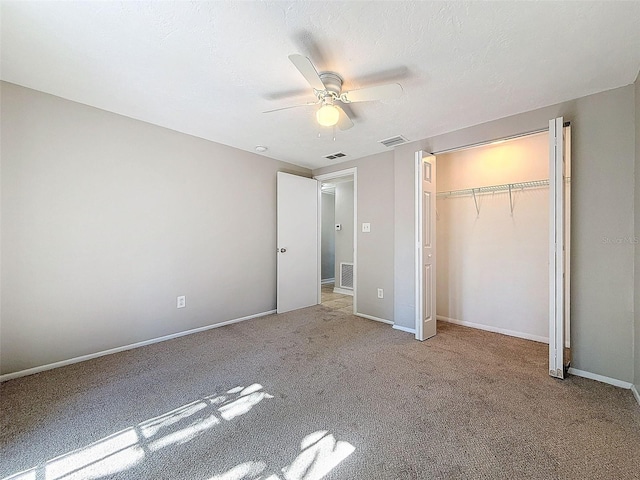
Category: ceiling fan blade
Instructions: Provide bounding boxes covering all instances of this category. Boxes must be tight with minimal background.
[335,105,354,131]
[263,102,317,114]
[288,54,326,91]
[342,83,403,103]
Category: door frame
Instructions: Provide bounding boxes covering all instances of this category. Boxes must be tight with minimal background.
[549,117,571,378]
[314,168,358,314]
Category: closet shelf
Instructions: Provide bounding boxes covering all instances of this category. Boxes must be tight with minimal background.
[436,178,570,216]
[436,179,550,198]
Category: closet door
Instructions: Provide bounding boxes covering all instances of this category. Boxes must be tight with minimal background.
[415,151,437,341]
[549,117,570,378]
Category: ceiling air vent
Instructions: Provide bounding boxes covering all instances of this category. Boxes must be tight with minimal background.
[379,135,408,148]
[324,152,347,160]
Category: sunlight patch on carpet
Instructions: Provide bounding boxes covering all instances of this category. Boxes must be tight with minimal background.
[208,431,356,480]
[2,384,273,480]
[280,431,355,480]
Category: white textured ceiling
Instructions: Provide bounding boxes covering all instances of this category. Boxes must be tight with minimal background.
[2,1,640,169]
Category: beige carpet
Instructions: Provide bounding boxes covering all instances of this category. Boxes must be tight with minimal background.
[1,306,639,479]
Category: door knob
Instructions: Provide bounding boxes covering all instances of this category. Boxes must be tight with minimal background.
[280,248,287,253]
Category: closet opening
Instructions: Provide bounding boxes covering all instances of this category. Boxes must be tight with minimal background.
[416,121,571,377]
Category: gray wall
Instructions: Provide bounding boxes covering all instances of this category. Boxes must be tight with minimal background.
[314,152,395,322]
[0,82,310,374]
[320,193,335,281]
[334,182,354,286]
[394,84,637,383]
[393,146,416,328]
[635,72,640,392]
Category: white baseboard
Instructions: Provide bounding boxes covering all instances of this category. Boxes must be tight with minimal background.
[632,385,640,406]
[321,278,335,285]
[0,309,277,383]
[437,315,549,344]
[355,313,393,325]
[392,324,416,334]
[333,287,354,296]
[567,368,633,390]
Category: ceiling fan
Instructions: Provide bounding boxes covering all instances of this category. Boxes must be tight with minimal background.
[264,54,403,130]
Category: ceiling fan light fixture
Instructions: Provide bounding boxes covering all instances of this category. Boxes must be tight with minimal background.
[316,104,340,127]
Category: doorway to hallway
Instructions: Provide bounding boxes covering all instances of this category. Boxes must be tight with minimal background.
[321,282,353,314]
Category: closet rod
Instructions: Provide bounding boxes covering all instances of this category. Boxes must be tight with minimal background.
[430,129,547,155]
[430,122,570,156]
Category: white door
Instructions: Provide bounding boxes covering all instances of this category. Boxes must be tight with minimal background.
[549,117,570,378]
[415,152,437,341]
[277,172,319,313]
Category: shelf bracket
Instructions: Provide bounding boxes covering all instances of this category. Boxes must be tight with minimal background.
[508,184,514,215]
[472,188,479,216]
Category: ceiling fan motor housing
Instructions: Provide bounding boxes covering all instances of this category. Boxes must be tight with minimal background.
[318,72,343,97]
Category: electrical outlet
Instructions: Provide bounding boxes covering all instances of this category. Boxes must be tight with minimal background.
[362,223,371,233]
[177,295,186,308]
[377,288,384,299]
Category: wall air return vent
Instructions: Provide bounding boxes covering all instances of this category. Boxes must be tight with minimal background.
[340,262,354,290]
[379,135,408,148]
[324,152,347,160]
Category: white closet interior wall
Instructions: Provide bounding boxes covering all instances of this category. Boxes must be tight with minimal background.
[436,133,550,343]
